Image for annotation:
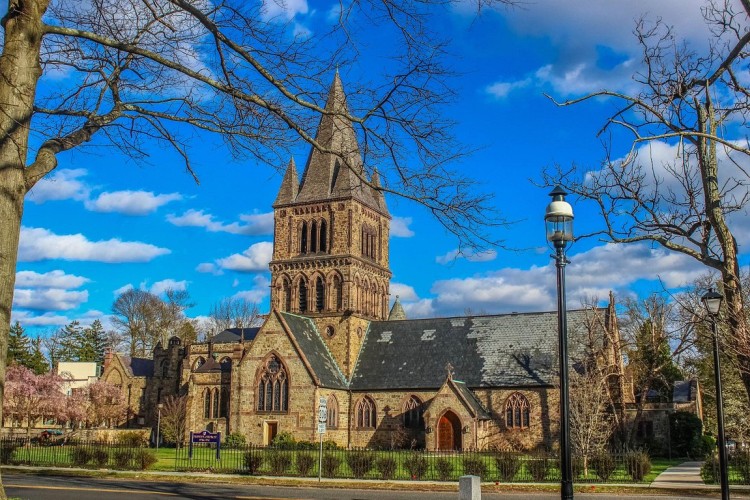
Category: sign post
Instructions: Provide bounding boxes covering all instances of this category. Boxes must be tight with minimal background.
[317,397,327,482]
[189,430,222,461]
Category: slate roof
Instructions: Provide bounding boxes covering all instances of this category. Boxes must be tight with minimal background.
[350,310,598,391]
[211,328,260,344]
[673,379,698,403]
[124,357,154,378]
[279,312,348,390]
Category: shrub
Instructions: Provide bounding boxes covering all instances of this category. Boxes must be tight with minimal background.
[0,444,17,464]
[702,455,720,484]
[70,447,93,466]
[732,450,750,483]
[591,452,616,482]
[624,450,651,481]
[376,456,397,480]
[526,456,550,481]
[92,448,109,468]
[322,440,340,450]
[243,450,264,474]
[495,452,521,482]
[322,454,341,477]
[293,440,317,450]
[346,451,375,479]
[462,456,488,479]
[403,452,428,480]
[670,411,704,458]
[700,435,717,459]
[224,433,246,449]
[116,431,147,447]
[271,432,297,450]
[268,451,292,475]
[113,449,134,469]
[436,458,453,481]
[296,453,315,476]
[134,449,157,470]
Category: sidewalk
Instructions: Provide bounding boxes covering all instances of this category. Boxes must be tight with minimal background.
[651,461,709,490]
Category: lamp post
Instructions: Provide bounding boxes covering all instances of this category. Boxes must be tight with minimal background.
[702,288,729,500]
[545,185,574,500]
[156,403,164,452]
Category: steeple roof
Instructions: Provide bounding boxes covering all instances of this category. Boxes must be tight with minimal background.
[274,158,299,206]
[388,296,407,321]
[289,74,385,213]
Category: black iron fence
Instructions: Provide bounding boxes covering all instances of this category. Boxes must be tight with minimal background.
[0,437,157,470]
[175,444,652,483]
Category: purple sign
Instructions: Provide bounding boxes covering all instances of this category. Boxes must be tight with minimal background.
[191,430,220,444]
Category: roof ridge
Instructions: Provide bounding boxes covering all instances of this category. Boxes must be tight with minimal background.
[348,321,371,384]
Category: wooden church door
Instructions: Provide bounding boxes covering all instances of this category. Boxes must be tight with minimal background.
[437,414,454,450]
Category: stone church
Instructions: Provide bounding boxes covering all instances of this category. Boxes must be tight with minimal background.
[101,74,625,451]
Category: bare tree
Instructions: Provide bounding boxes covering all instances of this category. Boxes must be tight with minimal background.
[544,0,750,400]
[207,297,261,335]
[111,289,161,357]
[0,0,516,494]
[159,394,187,447]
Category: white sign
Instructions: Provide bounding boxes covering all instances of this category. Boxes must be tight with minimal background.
[317,422,327,434]
[318,397,327,423]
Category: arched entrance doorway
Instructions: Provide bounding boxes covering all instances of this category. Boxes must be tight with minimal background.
[437,410,462,450]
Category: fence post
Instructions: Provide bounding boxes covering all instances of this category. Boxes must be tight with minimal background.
[459,475,481,500]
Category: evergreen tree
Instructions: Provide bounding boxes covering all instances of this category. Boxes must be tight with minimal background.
[78,320,107,363]
[58,320,84,362]
[28,336,49,375]
[7,321,32,367]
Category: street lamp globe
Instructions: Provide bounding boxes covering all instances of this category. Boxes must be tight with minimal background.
[702,288,724,316]
[545,186,574,246]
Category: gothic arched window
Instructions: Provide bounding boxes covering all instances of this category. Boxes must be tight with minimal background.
[161,361,168,378]
[311,221,318,252]
[332,275,342,311]
[403,396,424,429]
[298,279,308,313]
[212,389,220,418]
[320,220,327,252]
[257,355,289,413]
[193,357,206,371]
[203,389,211,418]
[316,277,325,312]
[220,388,229,418]
[327,395,339,429]
[505,392,531,429]
[356,396,376,428]
[282,278,292,312]
[300,222,308,254]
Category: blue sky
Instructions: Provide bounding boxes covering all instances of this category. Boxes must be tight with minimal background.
[12,0,749,335]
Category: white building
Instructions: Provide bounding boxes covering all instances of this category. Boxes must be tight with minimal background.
[56,362,99,395]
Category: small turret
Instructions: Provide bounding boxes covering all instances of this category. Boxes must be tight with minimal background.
[388,295,407,321]
[274,158,299,206]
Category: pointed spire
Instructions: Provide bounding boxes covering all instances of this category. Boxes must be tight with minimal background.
[274,158,299,206]
[370,169,387,211]
[388,295,407,321]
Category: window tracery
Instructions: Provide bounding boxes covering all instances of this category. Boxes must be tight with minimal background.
[257,355,289,413]
[356,396,376,428]
[505,392,530,429]
[403,396,424,429]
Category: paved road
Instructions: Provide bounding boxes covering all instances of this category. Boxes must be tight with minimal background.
[1,473,735,500]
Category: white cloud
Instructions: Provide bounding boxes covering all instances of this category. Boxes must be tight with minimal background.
[422,242,704,317]
[85,190,182,215]
[167,209,273,235]
[217,242,274,272]
[113,284,134,297]
[196,262,223,275]
[149,279,188,296]
[11,310,71,327]
[391,216,415,237]
[436,248,497,264]
[15,270,88,289]
[26,169,89,204]
[232,275,271,303]
[390,282,419,302]
[261,0,308,21]
[486,78,531,99]
[13,288,89,311]
[19,227,170,263]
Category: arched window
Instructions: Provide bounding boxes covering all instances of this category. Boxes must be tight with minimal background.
[298,279,308,312]
[212,389,220,418]
[320,220,327,252]
[326,395,339,429]
[220,388,229,418]
[203,389,211,418]
[332,275,342,311]
[316,277,325,312]
[505,392,530,429]
[193,357,206,370]
[220,357,232,371]
[403,396,424,429]
[161,361,169,378]
[311,221,318,253]
[300,222,308,254]
[282,278,292,312]
[257,355,289,413]
[356,396,376,428]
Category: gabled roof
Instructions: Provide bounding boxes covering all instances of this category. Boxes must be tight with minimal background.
[123,357,153,378]
[451,379,492,420]
[278,311,348,390]
[673,379,699,403]
[350,310,597,391]
[210,327,260,344]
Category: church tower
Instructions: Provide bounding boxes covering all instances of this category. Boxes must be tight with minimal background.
[269,74,392,377]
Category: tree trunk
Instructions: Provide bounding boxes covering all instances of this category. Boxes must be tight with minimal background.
[0,1,49,498]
